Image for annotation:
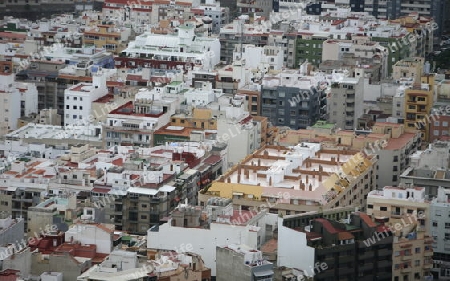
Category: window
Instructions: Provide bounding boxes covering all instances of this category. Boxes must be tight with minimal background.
[415,247,421,253]
[80,106,83,110]
[443,122,448,127]
[435,121,440,126]
[142,204,147,208]
[433,221,438,227]
[445,223,450,229]
[445,233,450,240]
[380,207,387,211]
[74,97,77,100]
[66,105,69,109]
[141,215,148,220]
[73,106,77,109]
[434,130,440,136]
[0,201,8,206]
[367,204,373,209]
[436,210,442,216]
[393,155,398,162]
[73,115,77,119]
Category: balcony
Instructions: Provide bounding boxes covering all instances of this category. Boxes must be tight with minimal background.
[424,250,433,257]
[423,263,433,269]
[401,254,412,261]
[401,266,412,273]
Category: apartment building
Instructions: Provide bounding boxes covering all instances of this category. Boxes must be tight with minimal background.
[428,104,450,143]
[322,36,389,78]
[392,57,425,82]
[199,142,377,216]
[430,187,450,280]
[278,211,394,281]
[148,198,272,276]
[260,70,322,130]
[0,215,24,246]
[366,186,434,281]
[64,70,112,126]
[78,250,211,281]
[216,244,274,281]
[371,123,421,188]
[27,194,77,237]
[404,74,435,144]
[0,72,22,135]
[276,122,421,189]
[82,24,129,55]
[400,141,450,196]
[326,75,364,130]
[102,87,179,148]
[236,0,273,18]
[219,19,269,65]
[117,24,220,70]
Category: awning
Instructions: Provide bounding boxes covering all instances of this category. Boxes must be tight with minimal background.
[253,270,274,277]
[128,187,158,196]
[232,192,243,196]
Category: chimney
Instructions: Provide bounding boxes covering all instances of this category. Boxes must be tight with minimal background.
[309,183,313,191]
[227,177,231,183]
[306,175,309,184]
[301,182,306,190]
[258,159,261,166]
[237,174,241,183]
[269,177,272,186]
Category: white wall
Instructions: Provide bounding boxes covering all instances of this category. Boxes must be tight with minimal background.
[65,224,112,254]
[147,221,262,276]
[277,217,315,272]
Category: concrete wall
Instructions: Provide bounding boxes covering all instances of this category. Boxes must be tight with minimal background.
[0,218,24,245]
[148,220,263,276]
[277,217,315,271]
[2,248,31,277]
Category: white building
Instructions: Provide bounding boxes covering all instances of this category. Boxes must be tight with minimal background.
[121,24,220,71]
[214,95,260,168]
[430,187,450,280]
[64,70,114,126]
[233,44,284,71]
[0,73,21,135]
[147,199,271,276]
[183,81,223,107]
[17,81,38,118]
[65,223,114,254]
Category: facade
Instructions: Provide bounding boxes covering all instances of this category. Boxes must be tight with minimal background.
[326,76,364,130]
[27,195,76,237]
[366,186,434,281]
[64,223,114,254]
[216,95,261,169]
[216,244,273,281]
[404,74,435,144]
[260,71,322,130]
[400,141,450,197]
[428,105,450,143]
[102,87,178,148]
[117,25,220,71]
[430,187,450,280]
[77,250,211,281]
[148,198,270,276]
[82,24,129,55]
[0,73,22,135]
[392,57,425,82]
[278,211,394,281]
[276,122,421,190]
[200,142,377,216]
[0,216,24,246]
[63,70,111,126]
